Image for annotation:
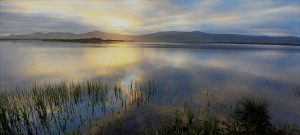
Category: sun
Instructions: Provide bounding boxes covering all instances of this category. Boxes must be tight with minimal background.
[109,19,130,28]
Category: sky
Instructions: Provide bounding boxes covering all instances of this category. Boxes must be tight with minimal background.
[0,0,299,36]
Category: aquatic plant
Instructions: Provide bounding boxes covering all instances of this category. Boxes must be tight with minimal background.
[139,97,297,135]
[201,116,222,135]
[0,81,299,135]
[0,80,157,135]
[225,98,272,135]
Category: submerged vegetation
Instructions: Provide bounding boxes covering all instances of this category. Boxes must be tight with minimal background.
[0,80,156,134]
[140,98,299,135]
[0,80,299,135]
[225,98,272,135]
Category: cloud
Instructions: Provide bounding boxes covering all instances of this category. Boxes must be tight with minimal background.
[0,12,97,35]
[0,0,299,36]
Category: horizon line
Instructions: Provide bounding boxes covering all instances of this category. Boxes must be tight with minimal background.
[2,30,300,38]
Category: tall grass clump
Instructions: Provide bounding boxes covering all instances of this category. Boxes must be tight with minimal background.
[143,102,222,135]
[142,96,299,135]
[225,97,272,135]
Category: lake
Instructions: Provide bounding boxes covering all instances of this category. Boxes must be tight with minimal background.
[0,41,300,133]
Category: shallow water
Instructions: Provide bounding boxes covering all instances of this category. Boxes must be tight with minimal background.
[0,41,300,125]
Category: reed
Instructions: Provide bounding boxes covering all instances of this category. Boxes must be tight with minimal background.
[0,80,298,135]
[0,80,158,134]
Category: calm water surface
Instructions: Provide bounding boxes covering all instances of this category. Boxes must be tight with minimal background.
[0,41,300,125]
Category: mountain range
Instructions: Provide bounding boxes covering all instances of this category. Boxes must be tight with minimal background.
[1,30,299,45]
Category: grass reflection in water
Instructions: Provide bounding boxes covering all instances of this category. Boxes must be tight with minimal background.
[0,80,299,135]
[0,80,155,135]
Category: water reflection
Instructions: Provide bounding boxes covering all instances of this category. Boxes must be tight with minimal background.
[0,41,300,124]
[84,47,139,68]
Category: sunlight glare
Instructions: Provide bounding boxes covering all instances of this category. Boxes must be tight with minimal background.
[109,19,130,28]
[84,47,139,68]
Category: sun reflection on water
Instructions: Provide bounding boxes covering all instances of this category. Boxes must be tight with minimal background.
[83,47,140,67]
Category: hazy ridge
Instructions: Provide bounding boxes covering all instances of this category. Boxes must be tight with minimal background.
[1,30,299,45]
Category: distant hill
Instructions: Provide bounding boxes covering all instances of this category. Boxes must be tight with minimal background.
[0,31,134,40]
[1,30,299,45]
[136,31,300,45]
[43,37,124,43]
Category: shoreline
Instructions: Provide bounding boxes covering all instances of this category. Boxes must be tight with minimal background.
[0,38,299,46]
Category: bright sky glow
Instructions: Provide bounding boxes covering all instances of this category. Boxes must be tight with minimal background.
[0,0,299,36]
